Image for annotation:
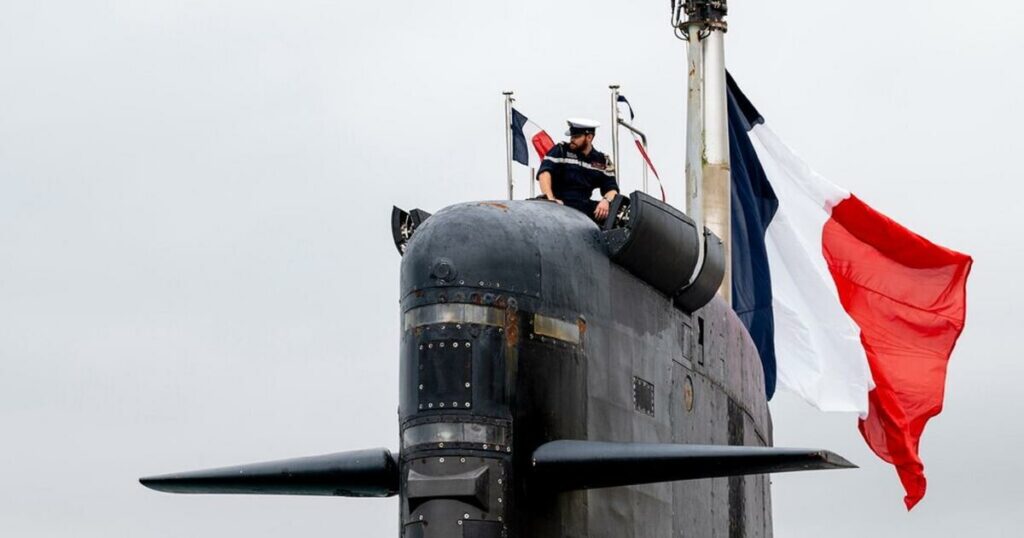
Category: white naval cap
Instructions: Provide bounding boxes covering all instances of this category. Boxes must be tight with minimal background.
[565,117,601,136]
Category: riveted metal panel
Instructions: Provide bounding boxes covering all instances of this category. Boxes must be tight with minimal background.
[418,340,473,411]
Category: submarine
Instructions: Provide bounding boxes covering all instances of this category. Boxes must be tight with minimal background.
[140,193,853,537]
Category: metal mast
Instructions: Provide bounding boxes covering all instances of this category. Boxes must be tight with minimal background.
[503,91,515,200]
[674,0,731,304]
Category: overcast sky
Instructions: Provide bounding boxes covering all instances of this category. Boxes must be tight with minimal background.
[2,1,1022,536]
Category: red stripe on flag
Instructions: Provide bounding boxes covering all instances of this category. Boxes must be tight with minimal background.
[532,131,554,160]
[822,195,972,510]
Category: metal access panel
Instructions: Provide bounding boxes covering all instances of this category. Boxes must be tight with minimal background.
[418,340,473,411]
[633,376,655,417]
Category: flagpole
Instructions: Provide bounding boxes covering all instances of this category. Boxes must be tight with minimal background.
[609,84,621,190]
[503,91,514,200]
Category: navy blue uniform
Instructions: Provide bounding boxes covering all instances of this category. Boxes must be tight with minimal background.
[537,142,618,216]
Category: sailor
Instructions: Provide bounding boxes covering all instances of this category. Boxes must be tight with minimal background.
[537,118,619,222]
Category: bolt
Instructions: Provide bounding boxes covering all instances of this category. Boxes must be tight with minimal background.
[439,458,445,463]
[465,382,471,388]
[463,513,470,519]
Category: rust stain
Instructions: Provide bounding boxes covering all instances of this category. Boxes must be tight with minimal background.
[470,293,482,305]
[504,309,520,348]
[576,318,587,339]
[495,295,508,308]
[478,201,510,212]
[414,290,425,298]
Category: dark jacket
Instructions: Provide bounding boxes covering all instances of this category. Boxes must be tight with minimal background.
[537,142,618,215]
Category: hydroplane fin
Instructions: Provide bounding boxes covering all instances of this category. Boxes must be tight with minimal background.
[140,448,398,497]
[531,440,855,491]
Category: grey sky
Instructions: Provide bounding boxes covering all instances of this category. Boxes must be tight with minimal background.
[1,1,1022,536]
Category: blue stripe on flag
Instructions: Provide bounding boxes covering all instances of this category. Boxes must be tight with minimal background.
[511,108,529,166]
[728,74,779,399]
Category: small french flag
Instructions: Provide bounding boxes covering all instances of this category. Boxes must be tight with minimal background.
[511,108,554,167]
[728,74,972,510]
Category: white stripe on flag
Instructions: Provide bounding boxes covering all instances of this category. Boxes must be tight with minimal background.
[751,124,873,415]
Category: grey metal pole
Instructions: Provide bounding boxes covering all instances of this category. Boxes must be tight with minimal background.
[609,85,620,189]
[685,24,705,246]
[503,91,514,200]
[703,29,731,304]
[530,167,535,198]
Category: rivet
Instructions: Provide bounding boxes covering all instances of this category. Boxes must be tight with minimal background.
[457,520,463,526]
[428,343,433,349]
[452,401,458,407]
[456,324,462,329]
[529,334,534,339]
[419,384,424,390]
[418,404,423,409]
[439,442,445,448]
[498,516,503,522]
[478,281,484,286]
[428,403,433,408]
[439,342,445,348]
[466,342,471,348]
[496,282,501,287]
[439,458,445,463]
[419,515,424,521]
[463,513,470,519]
[498,498,503,504]
[453,342,459,348]
[459,280,465,285]
[483,444,488,449]
[419,345,424,350]
[464,402,471,407]
[506,446,512,452]
[439,402,445,408]
[465,382,471,388]
[460,457,466,463]
[497,478,502,485]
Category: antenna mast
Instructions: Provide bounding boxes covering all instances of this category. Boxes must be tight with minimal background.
[674,0,731,304]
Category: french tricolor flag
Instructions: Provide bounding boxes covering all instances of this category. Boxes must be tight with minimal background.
[728,74,973,509]
[511,107,554,167]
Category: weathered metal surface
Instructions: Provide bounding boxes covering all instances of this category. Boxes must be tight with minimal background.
[405,304,505,330]
[532,313,582,345]
[398,200,778,537]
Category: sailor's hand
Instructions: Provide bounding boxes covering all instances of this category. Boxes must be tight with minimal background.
[547,196,564,205]
[594,199,610,220]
